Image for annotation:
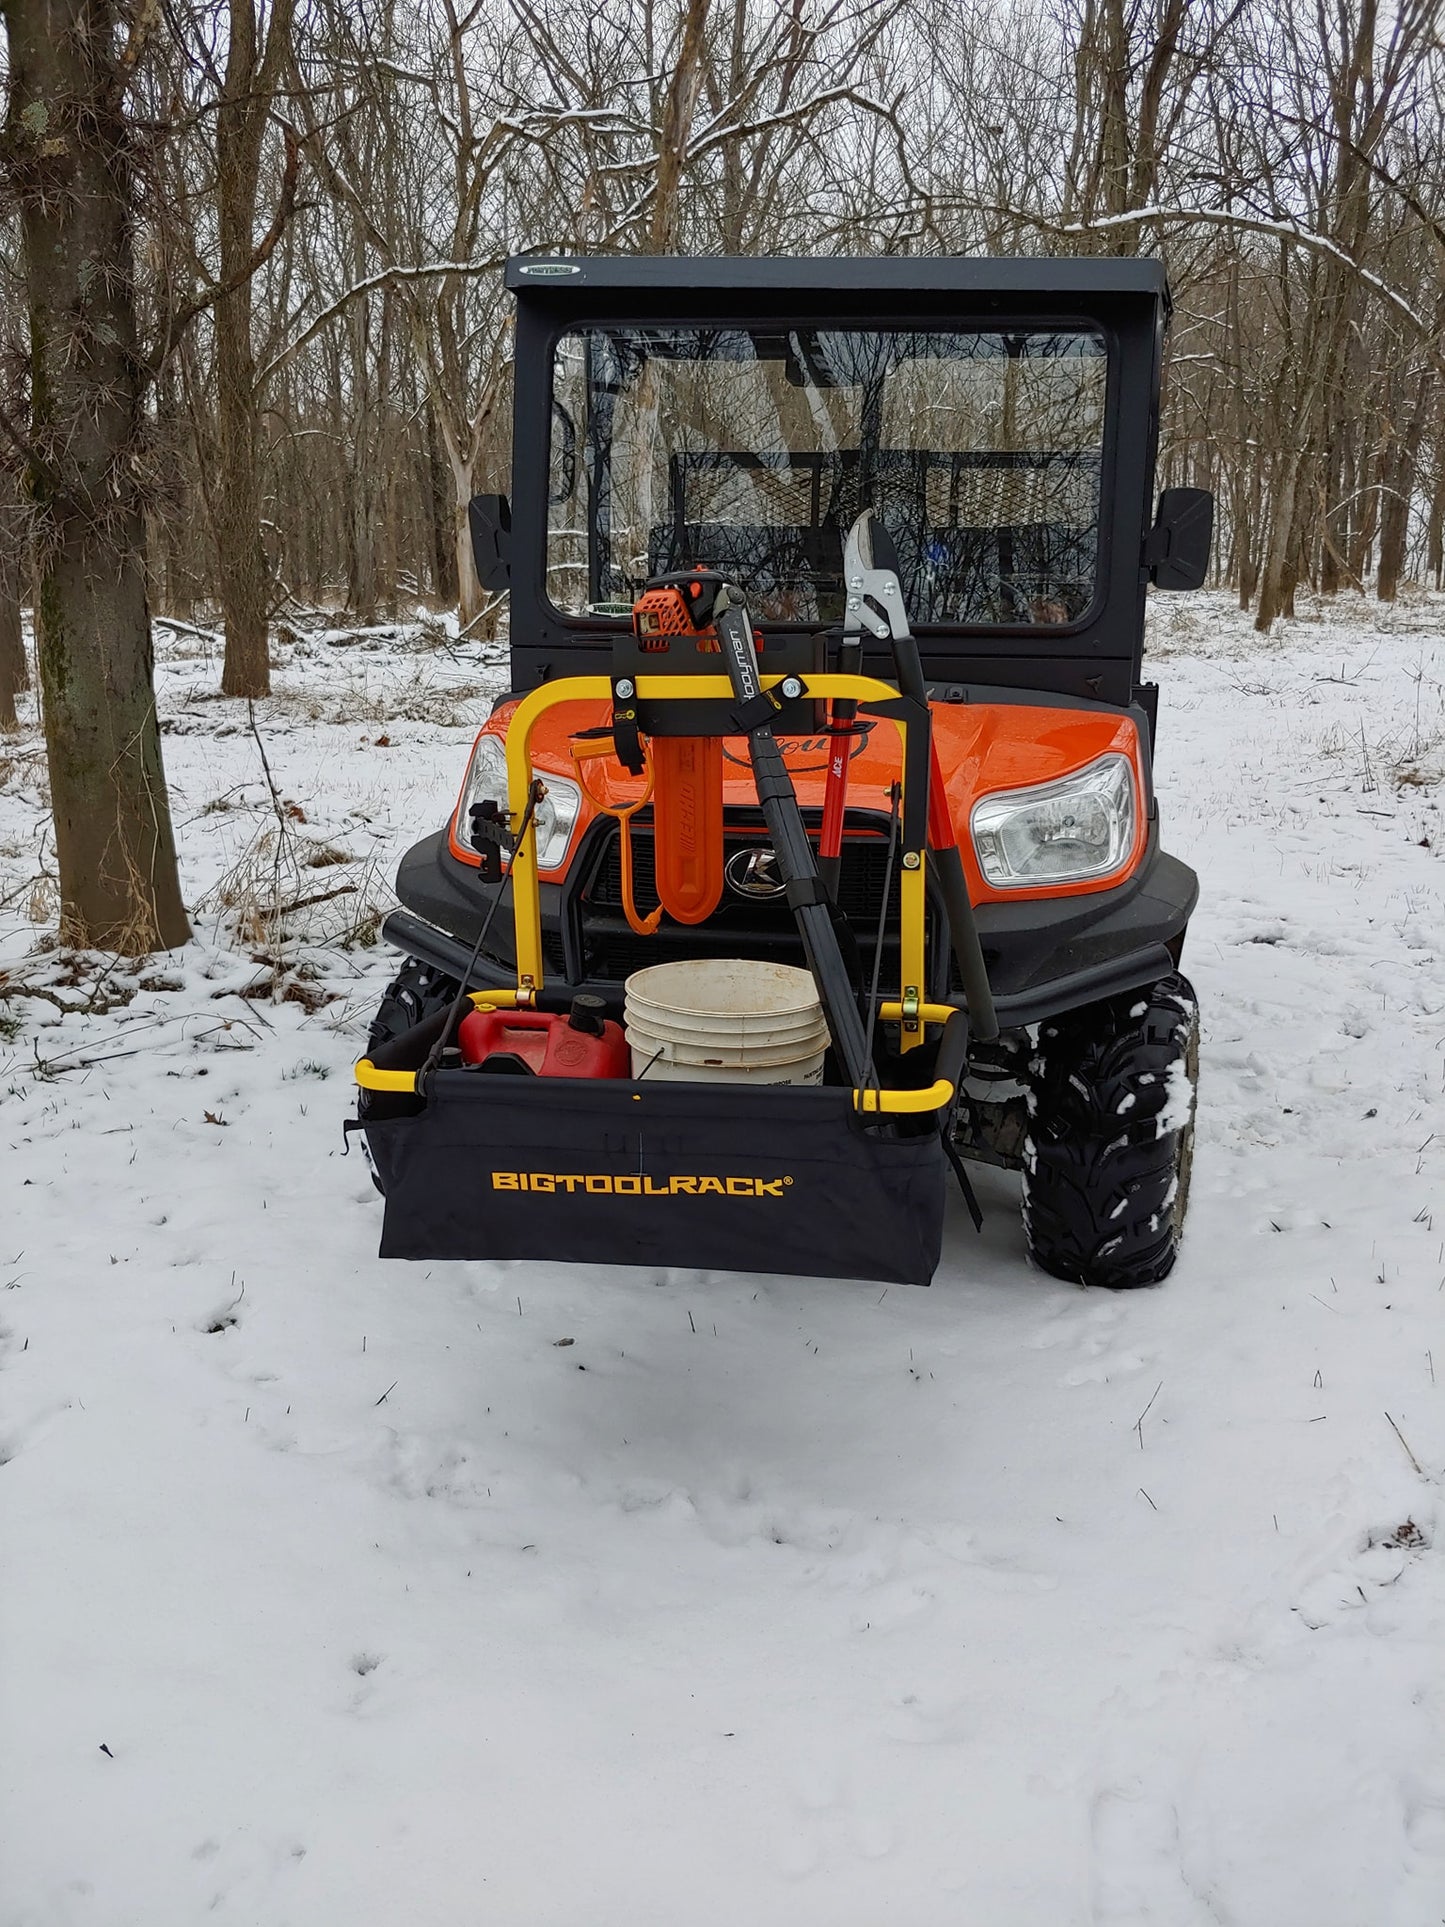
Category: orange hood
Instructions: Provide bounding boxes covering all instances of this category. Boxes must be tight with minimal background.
[451,697,1146,903]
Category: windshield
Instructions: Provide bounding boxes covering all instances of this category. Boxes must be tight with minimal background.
[547,325,1107,626]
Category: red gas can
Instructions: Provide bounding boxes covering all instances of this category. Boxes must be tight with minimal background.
[457,996,630,1079]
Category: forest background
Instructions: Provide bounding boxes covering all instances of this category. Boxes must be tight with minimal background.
[1,0,1442,948]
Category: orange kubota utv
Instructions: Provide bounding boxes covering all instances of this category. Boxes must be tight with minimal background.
[358,256,1211,1289]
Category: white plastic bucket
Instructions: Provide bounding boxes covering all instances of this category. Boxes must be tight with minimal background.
[624,959,830,1086]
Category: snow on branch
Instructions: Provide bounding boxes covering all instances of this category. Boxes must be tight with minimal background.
[1037,205,1435,345]
[260,258,506,382]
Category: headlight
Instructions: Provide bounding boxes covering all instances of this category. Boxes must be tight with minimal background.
[971,754,1137,888]
[455,734,582,872]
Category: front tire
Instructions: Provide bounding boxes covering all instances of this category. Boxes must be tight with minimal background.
[1022,974,1198,1289]
[366,956,462,1053]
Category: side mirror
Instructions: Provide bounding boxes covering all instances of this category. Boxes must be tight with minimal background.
[1145,487,1213,590]
[468,493,511,593]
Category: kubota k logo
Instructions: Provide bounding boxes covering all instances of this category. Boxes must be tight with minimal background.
[724,845,787,900]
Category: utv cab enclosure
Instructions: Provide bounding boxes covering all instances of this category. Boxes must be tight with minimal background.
[361,254,1210,1289]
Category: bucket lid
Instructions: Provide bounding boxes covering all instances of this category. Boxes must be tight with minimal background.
[623,958,823,1019]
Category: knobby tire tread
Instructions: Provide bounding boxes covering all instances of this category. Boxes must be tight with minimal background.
[367,958,462,1053]
[1022,973,1198,1289]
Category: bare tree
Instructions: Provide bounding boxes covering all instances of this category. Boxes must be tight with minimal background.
[0,463,26,729]
[206,0,299,693]
[9,0,1445,694]
[0,0,188,951]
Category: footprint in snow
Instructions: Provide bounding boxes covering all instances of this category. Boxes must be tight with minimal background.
[347,1651,385,1715]
[1061,1349,1152,1387]
[1030,1295,1128,1355]
[769,1758,897,1878]
[845,1578,934,1634]
[0,1396,74,1466]
[1401,1778,1445,1899]
[881,1693,973,1746]
[1291,1514,1433,1631]
[1089,1783,1213,1926]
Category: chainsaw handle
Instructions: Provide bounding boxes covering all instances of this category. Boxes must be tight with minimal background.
[569,732,654,804]
[570,734,623,763]
[568,733,662,937]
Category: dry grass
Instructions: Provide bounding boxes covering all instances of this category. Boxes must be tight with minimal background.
[252,665,489,730]
[27,874,59,924]
[195,816,393,960]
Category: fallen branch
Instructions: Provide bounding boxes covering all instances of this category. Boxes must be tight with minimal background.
[0,977,136,1017]
[154,617,223,644]
[277,883,357,917]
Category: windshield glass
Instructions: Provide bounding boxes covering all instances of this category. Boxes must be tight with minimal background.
[547,325,1107,625]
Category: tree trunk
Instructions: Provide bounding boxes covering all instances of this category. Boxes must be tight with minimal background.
[424,399,458,604]
[1347,459,1379,585]
[214,0,295,696]
[435,402,484,629]
[344,232,377,624]
[1425,432,1445,588]
[1255,453,1301,630]
[376,294,397,619]
[1235,461,1261,609]
[0,478,28,730]
[649,0,712,251]
[2,0,189,952]
[0,561,24,733]
[1333,422,1356,593]
[454,487,483,631]
[1377,367,1431,602]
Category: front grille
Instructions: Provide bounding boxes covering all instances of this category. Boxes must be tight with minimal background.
[588,830,902,926]
[580,824,908,983]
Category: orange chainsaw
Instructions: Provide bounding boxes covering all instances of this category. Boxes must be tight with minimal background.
[570,573,746,934]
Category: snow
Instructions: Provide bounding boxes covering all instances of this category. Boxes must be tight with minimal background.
[2,593,1443,1926]
[1157,1060,1195,1134]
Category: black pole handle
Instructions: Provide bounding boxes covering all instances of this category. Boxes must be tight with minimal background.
[713,598,873,1090]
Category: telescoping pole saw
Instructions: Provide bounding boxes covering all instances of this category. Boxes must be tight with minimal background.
[705,584,875,1092]
[828,511,1000,1043]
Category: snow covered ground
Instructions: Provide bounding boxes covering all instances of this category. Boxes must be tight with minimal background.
[1,593,1443,1926]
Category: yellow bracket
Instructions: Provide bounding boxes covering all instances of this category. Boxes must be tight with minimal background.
[503,673,924,1004]
[879,999,956,1027]
[854,1080,955,1113]
[355,1054,954,1113]
[354,1059,420,1094]
[355,672,951,1111]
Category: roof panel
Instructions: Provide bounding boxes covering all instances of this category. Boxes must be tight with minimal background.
[505,253,1170,299]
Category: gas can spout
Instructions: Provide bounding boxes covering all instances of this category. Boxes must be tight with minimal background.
[568,994,608,1036]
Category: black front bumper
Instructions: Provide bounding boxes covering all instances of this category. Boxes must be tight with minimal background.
[383,818,1197,1031]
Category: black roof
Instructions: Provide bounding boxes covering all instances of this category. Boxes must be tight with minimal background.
[504,253,1170,299]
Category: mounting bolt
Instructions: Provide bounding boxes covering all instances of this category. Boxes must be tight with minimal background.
[780,676,803,699]
[902,851,921,869]
[614,677,635,699]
